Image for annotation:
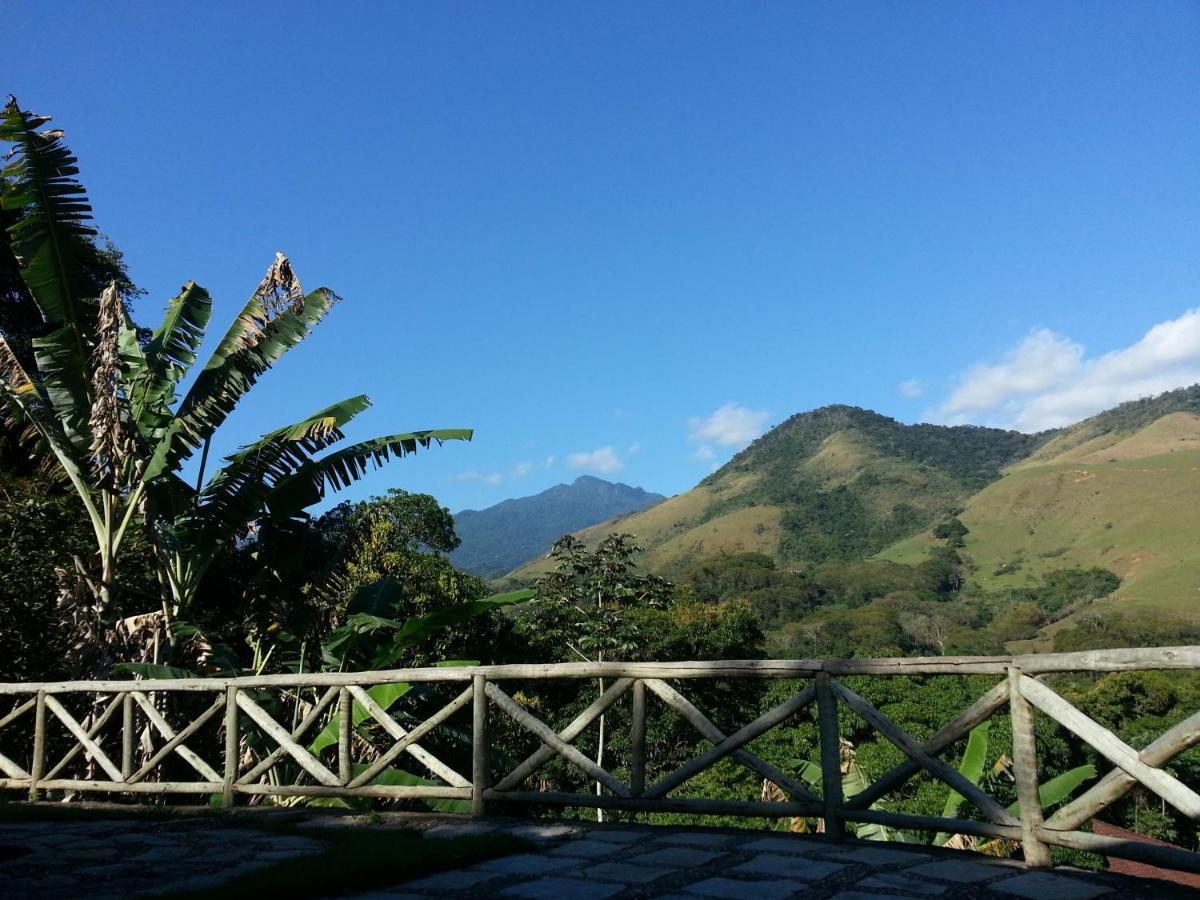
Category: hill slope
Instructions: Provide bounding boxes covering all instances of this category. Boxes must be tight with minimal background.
[451,476,664,577]
[880,389,1200,619]
[511,406,1051,579]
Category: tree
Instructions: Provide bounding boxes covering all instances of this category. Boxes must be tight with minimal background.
[529,533,673,817]
[0,100,470,671]
[933,517,969,548]
[232,490,512,674]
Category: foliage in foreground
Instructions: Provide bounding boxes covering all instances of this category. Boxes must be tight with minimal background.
[0,99,469,676]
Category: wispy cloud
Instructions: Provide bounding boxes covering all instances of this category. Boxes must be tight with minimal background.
[935,309,1200,431]
[898,378,925,399]
[688,402,770,449]
[454,470,503,486]
[627,441,641,455]
[512,462,533,479]
[568,446,623,474]
[544,455,557,467]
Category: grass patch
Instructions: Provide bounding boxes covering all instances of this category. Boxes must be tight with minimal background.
[155,825,530,899]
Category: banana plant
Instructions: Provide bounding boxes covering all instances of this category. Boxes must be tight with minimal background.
[935,722,1096,848]
[793,724,1095,846]
[0,100,470,654]
[794,740,921,842]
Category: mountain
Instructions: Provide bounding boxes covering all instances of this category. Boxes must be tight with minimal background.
[450,476,665,577]
[510,387,1200,621]
[513,405,1052,579]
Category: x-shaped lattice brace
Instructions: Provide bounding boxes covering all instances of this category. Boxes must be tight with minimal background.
[835,681,1022,830]
[236,686,470,789]
[489,678,820,803]
[1016,676,1200,825]
[126,691,224,784]
[641,679,820,802]
[43,694,125,782]
[0,697,36,779]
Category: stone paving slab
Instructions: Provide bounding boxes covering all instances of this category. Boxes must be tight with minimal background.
[2,810,1195,899]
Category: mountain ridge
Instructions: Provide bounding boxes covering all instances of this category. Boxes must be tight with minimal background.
[450,476,664,577]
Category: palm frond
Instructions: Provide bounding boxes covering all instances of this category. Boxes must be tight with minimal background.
[196,394,373,517]
[30,323,93,452]
[0,98,97,342]
[131,281,212,430]
[149,397,373,602]
[144,255,338,480]
[266,428,473,518]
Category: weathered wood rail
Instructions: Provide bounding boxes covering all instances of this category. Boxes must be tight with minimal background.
[1,647,1197,873]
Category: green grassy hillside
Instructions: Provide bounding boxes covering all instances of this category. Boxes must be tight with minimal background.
[880,415,1200,621]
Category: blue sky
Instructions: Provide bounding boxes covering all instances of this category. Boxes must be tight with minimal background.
[8,2,1200,511]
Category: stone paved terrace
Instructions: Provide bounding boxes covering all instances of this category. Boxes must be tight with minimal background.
[0,810,1195,899]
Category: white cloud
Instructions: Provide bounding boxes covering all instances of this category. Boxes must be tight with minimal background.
[454,470,503,486]
[512,462,533,479]
[568,446,623,474]
[544,455,557,467]
[691,445,715,462]
[898,378,925,399]
[688,402,770,449]
[935,309,1200,431]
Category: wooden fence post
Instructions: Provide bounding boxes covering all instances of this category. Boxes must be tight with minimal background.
[630,679,646,796]
[816,672,843,840]
[121,691,134,782]
[338,687,352,785]
[222,685,238,808]
[28,690,46,802]
[472,674,488,817]
[1008,666,1051,866]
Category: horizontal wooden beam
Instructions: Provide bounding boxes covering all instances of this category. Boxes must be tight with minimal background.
[4,646,1196,693]
[846,808,1022,842]
[235,783,471,800]
[486,789,822,818]
[35,779,223,794]
[1037,826,1200,874]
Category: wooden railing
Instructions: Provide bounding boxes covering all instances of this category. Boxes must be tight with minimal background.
[1,647,1197,872]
